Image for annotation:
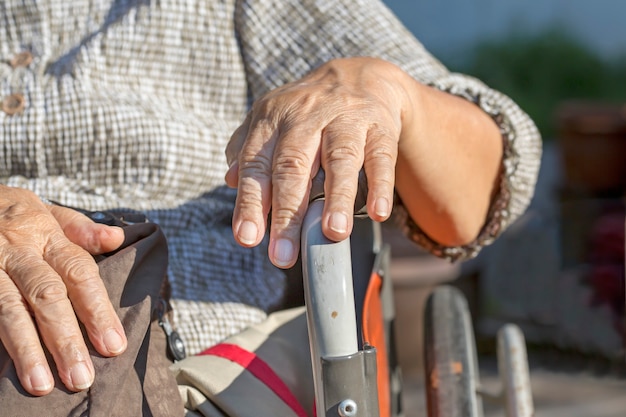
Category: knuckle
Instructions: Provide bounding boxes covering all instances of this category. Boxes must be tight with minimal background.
[325,175,359,200]
[51,334,84,359]
[86,227,112,254]
[369,174,395,189]
[81,295,114,323]
[239,153,272,175]
[325,141,362,165]
[64,257,98,282]
[27,281,68,307]
[3,250,41,278]
[367,177,395,197]
[0,289,28,318]
[273,149,311,177]
[60,226,100,255]
[365,143,396,163]
[12,342,44,365]
[271,206,304,230]
[45,243,99,281]
[24,280,69,316]
[236,190,264,213]
[327,185,356,201]
[273,186,305,207]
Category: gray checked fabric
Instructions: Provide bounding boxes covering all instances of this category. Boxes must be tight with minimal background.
[0,0,541,354]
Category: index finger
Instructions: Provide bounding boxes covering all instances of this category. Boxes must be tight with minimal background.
[224,111,253,188]
[43,234,127,359]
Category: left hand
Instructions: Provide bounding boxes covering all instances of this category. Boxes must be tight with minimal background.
[225,57,410,269]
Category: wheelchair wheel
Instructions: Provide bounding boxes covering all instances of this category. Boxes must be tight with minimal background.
[423,286,484,417]
[497,324,534,417]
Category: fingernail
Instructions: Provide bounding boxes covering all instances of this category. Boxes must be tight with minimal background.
[375,197,390,218]
[70,362,93,390]
[329,212,348,234]
[273,239,294,267]
[103,328,125,355]
[237,221,258,245]
[30,364,52,392]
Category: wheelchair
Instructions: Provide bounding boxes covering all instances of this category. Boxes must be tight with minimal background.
[301,198,534,417]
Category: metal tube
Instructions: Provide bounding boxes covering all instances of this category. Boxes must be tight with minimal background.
[302,199,359,416]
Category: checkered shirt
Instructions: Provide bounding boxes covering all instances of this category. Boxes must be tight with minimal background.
[0,0,541,354]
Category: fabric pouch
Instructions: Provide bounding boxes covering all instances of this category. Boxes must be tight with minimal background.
[0,212,184,417]
[173,307,314,417]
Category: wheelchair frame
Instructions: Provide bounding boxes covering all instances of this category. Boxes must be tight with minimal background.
[301,199,534,417]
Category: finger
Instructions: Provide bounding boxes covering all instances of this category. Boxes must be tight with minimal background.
[363,124,399,222]
[225,111,252,167]
[7,254,95,392]
[320,122,366,242]
[225,112,253,188]
[43,235,127,359]
[48,205,124,255]
[0,269,54,396]
[232,115,277,248]
[268,126,321,268]
[224,160,239,188]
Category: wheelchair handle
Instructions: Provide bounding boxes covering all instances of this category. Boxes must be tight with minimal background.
[302,199,359,358]
[302,198,380,417]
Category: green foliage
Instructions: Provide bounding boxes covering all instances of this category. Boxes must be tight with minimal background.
[453,28,626,139]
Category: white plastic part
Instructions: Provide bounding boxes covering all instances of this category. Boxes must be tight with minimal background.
[302,199,359,417]
[497,324,535,417]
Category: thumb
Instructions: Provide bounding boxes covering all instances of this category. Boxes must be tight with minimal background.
[47,205,125,255]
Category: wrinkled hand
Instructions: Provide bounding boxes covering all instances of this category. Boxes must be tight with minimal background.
[0,186,126,395]
[226,57,411,268]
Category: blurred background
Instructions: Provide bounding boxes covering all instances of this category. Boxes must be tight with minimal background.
[380,1,626,415]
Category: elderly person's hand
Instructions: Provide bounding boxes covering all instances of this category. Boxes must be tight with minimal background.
[226,57,502,268]
[0,185,126,396]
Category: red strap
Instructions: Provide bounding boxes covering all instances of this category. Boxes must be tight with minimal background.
[199,343,308,417]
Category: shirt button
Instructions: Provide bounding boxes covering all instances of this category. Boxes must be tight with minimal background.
[2,94,26,116]
[10,51,33,68]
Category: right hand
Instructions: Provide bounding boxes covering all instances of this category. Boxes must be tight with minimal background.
[0,185,126,396]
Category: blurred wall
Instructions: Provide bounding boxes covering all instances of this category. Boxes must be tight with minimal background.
[383,0,626,65]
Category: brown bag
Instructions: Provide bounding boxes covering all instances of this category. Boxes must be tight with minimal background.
[0,212,184,417]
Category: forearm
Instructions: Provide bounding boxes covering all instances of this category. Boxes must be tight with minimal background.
[395,77,503,246]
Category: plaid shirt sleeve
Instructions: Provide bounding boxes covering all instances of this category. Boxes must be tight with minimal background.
[235,0,542,262]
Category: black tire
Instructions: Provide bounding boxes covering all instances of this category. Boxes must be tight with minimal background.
[423,286,484,417]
